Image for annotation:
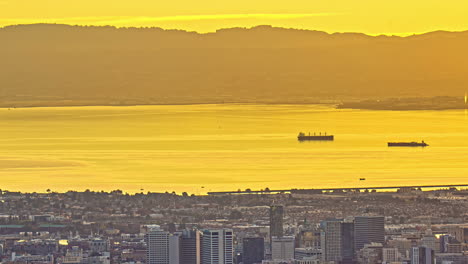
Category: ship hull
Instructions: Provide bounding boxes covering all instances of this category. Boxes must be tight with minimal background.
[388,142,428,147]
[298,135,334,141]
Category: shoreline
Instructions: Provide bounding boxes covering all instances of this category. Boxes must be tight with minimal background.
[2,103,467,111]
[1,183,467,196]
[0,101,336,109]
[2,96,466,111]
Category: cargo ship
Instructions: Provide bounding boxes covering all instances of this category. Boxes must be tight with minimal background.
[298,132,334,141]
[388,141,428,147]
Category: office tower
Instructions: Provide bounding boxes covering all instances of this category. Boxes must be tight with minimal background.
[242,237,264,264]
[341,222,355,263]
[202,229,233,264]
[169,234,181,264]
[321,219,355,263]
[322,220,342,263]
[354,216,385,251]
[180,230,201,264]
[411,246,434,264]
[270,205,284,239]
[271,236,295,260]
[146,226,170,264]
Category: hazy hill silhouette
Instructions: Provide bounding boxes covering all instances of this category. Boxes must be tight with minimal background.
[1,24,468,106]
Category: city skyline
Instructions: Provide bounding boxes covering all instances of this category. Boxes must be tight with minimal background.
[0,188,466,263]
[1,0,467,263]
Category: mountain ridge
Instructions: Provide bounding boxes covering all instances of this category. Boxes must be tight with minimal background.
[3,23,468,38]
[1,24,467,107]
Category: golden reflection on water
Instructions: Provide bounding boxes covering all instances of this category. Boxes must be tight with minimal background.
[0,104,467,194]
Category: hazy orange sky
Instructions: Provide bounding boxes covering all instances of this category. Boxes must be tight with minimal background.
[0,0,467,35]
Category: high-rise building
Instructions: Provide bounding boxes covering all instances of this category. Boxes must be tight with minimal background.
[242,237,264,264]
[169,233,181,264]
[180,230,201,264]
[166,229,201,264]
[270,205,284,239]
[271,236,295,261]
[321,219,355,263]
[322,220,341,263]
[202,229,233,264]
[411,246,434,264]
[354,216,385,251]
[146,226,170,264]
[341,222,355,263]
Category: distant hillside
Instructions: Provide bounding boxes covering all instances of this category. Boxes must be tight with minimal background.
[1,24,468,106]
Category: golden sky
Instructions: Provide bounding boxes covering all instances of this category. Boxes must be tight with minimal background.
[1,0,468,35]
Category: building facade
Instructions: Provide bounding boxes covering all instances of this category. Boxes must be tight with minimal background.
[270,206,284,239]
[202,229,233,264]
[243,237,264,264]
[321,219,355,263]
[354,216,385,251]
[180,229,201,264]
[146,226,170,264]
[410,246,434,264]
[271,236,295,261]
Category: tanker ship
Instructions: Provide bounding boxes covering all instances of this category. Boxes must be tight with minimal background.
[388,141,428,147]
[298,132,334,141]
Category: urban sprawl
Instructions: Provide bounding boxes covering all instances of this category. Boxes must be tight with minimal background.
[1,187,468,264]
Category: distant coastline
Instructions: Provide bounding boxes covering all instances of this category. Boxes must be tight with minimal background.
[0,97,337,109]
[337,96,467,110]
[2,96,467,110]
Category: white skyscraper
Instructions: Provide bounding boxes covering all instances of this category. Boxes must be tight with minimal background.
[202,229,233,264]
[146,226,170,264]
[271,236,295,261]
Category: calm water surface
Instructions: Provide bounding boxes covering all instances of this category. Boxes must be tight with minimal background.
[0,104,467,194]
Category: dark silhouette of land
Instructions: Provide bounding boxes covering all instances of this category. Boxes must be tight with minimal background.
[207,184,468,195]
[338,96,467,110]
[1,24,468,107]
